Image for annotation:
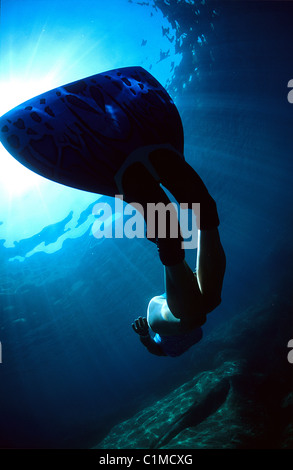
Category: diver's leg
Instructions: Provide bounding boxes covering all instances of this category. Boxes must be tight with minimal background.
[196,228,226,304]
[148,149,219,230]
[164,259,207,328]
[164,228,226,329]
[121,162,185,266]
[149,149,225,325]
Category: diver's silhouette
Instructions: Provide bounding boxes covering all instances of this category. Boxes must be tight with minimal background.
[127,148,226,357]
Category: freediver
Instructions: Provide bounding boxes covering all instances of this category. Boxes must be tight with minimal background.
[123,148,226,357]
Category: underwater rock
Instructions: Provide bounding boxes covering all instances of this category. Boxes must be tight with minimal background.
[94,360,243,449]
[94,296,293,449]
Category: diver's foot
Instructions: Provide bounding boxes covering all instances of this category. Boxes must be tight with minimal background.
[148,148,219,230]
[121,162,185,266]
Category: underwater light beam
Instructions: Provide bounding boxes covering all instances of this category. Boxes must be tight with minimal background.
[0,77,58,196]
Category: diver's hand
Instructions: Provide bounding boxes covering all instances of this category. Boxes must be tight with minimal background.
[132,316,149,337]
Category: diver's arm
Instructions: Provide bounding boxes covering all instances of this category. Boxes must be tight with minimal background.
[139,334,167,356]
[132,316,167,356]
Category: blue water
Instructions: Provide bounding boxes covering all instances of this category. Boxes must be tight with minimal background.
[0,0,293,449]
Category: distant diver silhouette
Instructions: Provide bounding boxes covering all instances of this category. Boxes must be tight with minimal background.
[0,66,226,357]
